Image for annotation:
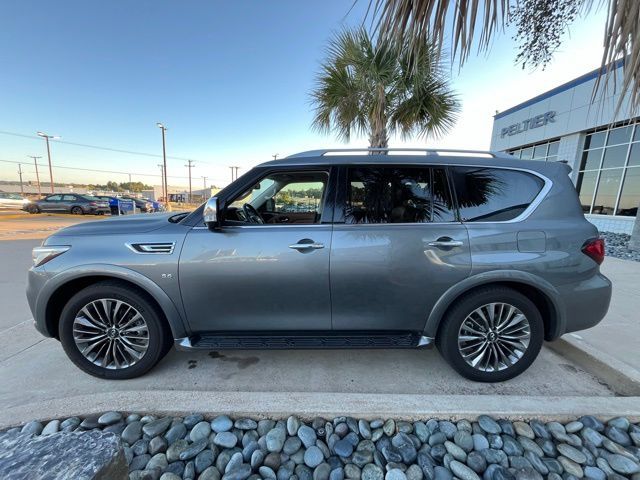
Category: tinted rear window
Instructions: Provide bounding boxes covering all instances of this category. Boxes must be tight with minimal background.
[449,167,544,222]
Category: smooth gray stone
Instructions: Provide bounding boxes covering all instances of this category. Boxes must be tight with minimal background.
[79,416,100,430]
[179,438,208,461]
[363,463,386,480]
[454,431,474,453]
[477,417,501,435]
[583,466,606,480]
[196,449,215,473]
[528,421,550,440]
[608,454,640,475]
[439,421,457,439]
[166,439,190,463]
[183,414,204,430]
[299,425,318,448]
[565,422,584,434]
[607,418,630,431]
[288,416,301,436]
[211,415,233,433]
[130,454,151,472]
[434,466,453,480]
[491,466,515,480]
[0,429,127,479]
[513,467,542,480]
[450,459,481,480]
[215,431,239,449]
[122,421,143,445]
[132,439,149,456]
[222,463,252,480]
[200,466,222,480]
[164,423,187,445]
[149,436,168,456]
[558,456,584,478]
[190,421,212,442]
[472,434,490,452]
[234,419,258,430]
[444,440,467,462]
[160,473,181,480]
[266,428,286,452]
[557,444,587,464]
[579,417,605,433]
[61,417,81,430]
[605,427,632,447]
[41,420,60,436]
[184,460,196,480]
[467,451,487,473]
[142,418,173,438]
[98,411,123,426]
[385,469,407,480]
[314,462,332,480]
[146,453,168,471]
[513,422,535,440]
[21,420,44,435]
[406,464,423,480]
[304,446,324,468]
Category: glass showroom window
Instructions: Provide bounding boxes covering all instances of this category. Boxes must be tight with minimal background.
[577,123,640,216]
[509,140,559,162]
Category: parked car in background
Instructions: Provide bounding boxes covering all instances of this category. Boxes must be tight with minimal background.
[0,192,30,209]
[26,148,612,382]
[95,196,121,216]
[28,194,110,215]
[121,196,154,213]
[144,198,165,212]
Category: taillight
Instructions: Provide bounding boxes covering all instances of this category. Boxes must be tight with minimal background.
[582,237,605,265]
[89,202,97,206]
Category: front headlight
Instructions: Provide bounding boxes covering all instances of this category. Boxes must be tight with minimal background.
[32,246,70,267]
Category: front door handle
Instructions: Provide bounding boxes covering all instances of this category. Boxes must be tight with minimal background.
[289,242,324,250]
[427,237,463,248]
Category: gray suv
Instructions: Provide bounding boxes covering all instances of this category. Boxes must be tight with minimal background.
[26,149,612,382]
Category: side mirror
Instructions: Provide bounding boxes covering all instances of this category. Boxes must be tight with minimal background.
[203,196,219,230]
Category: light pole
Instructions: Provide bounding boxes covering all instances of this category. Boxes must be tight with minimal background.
[28,155,42,196]
[17,164,24,195]
[185,160,194,203]
[37,132,59,193]
[158,164,166,203]
[157,123,168,207]
[272,153,279,160]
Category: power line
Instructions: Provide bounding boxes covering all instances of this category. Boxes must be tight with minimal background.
[0,129,213,164]
[0,158,191,179]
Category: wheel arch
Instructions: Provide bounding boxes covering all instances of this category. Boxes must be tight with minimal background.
[424,271,565,342]
[40,267,188,340]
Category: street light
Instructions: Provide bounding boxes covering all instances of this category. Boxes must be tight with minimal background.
[37,131,60,194]
[157,123,168,207]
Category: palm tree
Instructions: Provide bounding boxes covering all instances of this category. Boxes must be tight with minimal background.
[310,28,459,149]
[371,0,640,110]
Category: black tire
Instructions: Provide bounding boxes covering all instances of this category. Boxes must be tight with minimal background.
[70,206,84,215]
[436,286,544,382]
[58,281,171,379]
[28,204,40,214]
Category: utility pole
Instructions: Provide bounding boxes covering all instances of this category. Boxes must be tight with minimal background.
[158,164,166,203]
[157,123,168,207]
[17,164,24,195]
[128,173,132,183]
[202,176,208,200]
[37,132,59,193]
[28,155,42,196]
[228,166,240,182]
[185,160,194,203]
[272,153,279,160]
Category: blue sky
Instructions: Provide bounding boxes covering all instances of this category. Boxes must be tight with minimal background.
[0,1,608,187]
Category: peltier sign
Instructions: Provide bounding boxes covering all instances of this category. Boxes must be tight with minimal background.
[501,111,556,138]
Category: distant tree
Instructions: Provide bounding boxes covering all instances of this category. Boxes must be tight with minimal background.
[310,27,459,149]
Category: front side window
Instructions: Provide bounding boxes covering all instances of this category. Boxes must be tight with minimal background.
[46,195,62,201]
[345,167,456,224]
[226,170,328,225]
[62,195,76,201]
[450,167,544,222]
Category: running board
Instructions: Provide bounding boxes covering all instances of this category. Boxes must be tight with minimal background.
[175,332,433,350]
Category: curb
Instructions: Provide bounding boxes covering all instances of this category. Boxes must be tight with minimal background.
[547,336,640,396]
[1,391,639,429]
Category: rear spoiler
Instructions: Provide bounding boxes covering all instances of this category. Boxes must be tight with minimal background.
[558,159,572,173]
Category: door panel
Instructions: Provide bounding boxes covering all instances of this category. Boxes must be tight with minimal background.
[330,224,470,331]
[179,225,332,332]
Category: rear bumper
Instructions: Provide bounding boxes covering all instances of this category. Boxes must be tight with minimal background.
[558,273,612,337]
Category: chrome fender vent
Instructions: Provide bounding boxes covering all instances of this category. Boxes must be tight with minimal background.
[126,242,175,254]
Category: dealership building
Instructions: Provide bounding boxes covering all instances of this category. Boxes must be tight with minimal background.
[491,62,640,234]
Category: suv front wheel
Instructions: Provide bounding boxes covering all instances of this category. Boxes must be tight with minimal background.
[437,286,544,382]
[58,281,171,379]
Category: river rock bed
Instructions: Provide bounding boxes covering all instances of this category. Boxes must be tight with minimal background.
[2,414,640,480]
[601,232,640,262]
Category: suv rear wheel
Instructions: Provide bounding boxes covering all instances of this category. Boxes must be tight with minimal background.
[437,286,543,382]
[58,281,171,379]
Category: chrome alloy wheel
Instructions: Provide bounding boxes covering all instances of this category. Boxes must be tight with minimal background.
[72,299,149,369]
[457,302,531,372]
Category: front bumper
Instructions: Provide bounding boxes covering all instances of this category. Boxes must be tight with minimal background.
[26,267,54,338]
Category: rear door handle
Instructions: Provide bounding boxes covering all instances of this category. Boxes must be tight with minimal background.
[427,237,463,248]
[289,242,324,250]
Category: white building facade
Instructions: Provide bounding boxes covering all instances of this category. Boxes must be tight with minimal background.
[490,62,640,234]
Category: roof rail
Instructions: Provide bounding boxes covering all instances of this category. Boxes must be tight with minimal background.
[286,148,509,159]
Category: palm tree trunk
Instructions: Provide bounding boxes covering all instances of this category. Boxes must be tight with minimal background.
[368,128,389,150]
[369,85,389,153]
